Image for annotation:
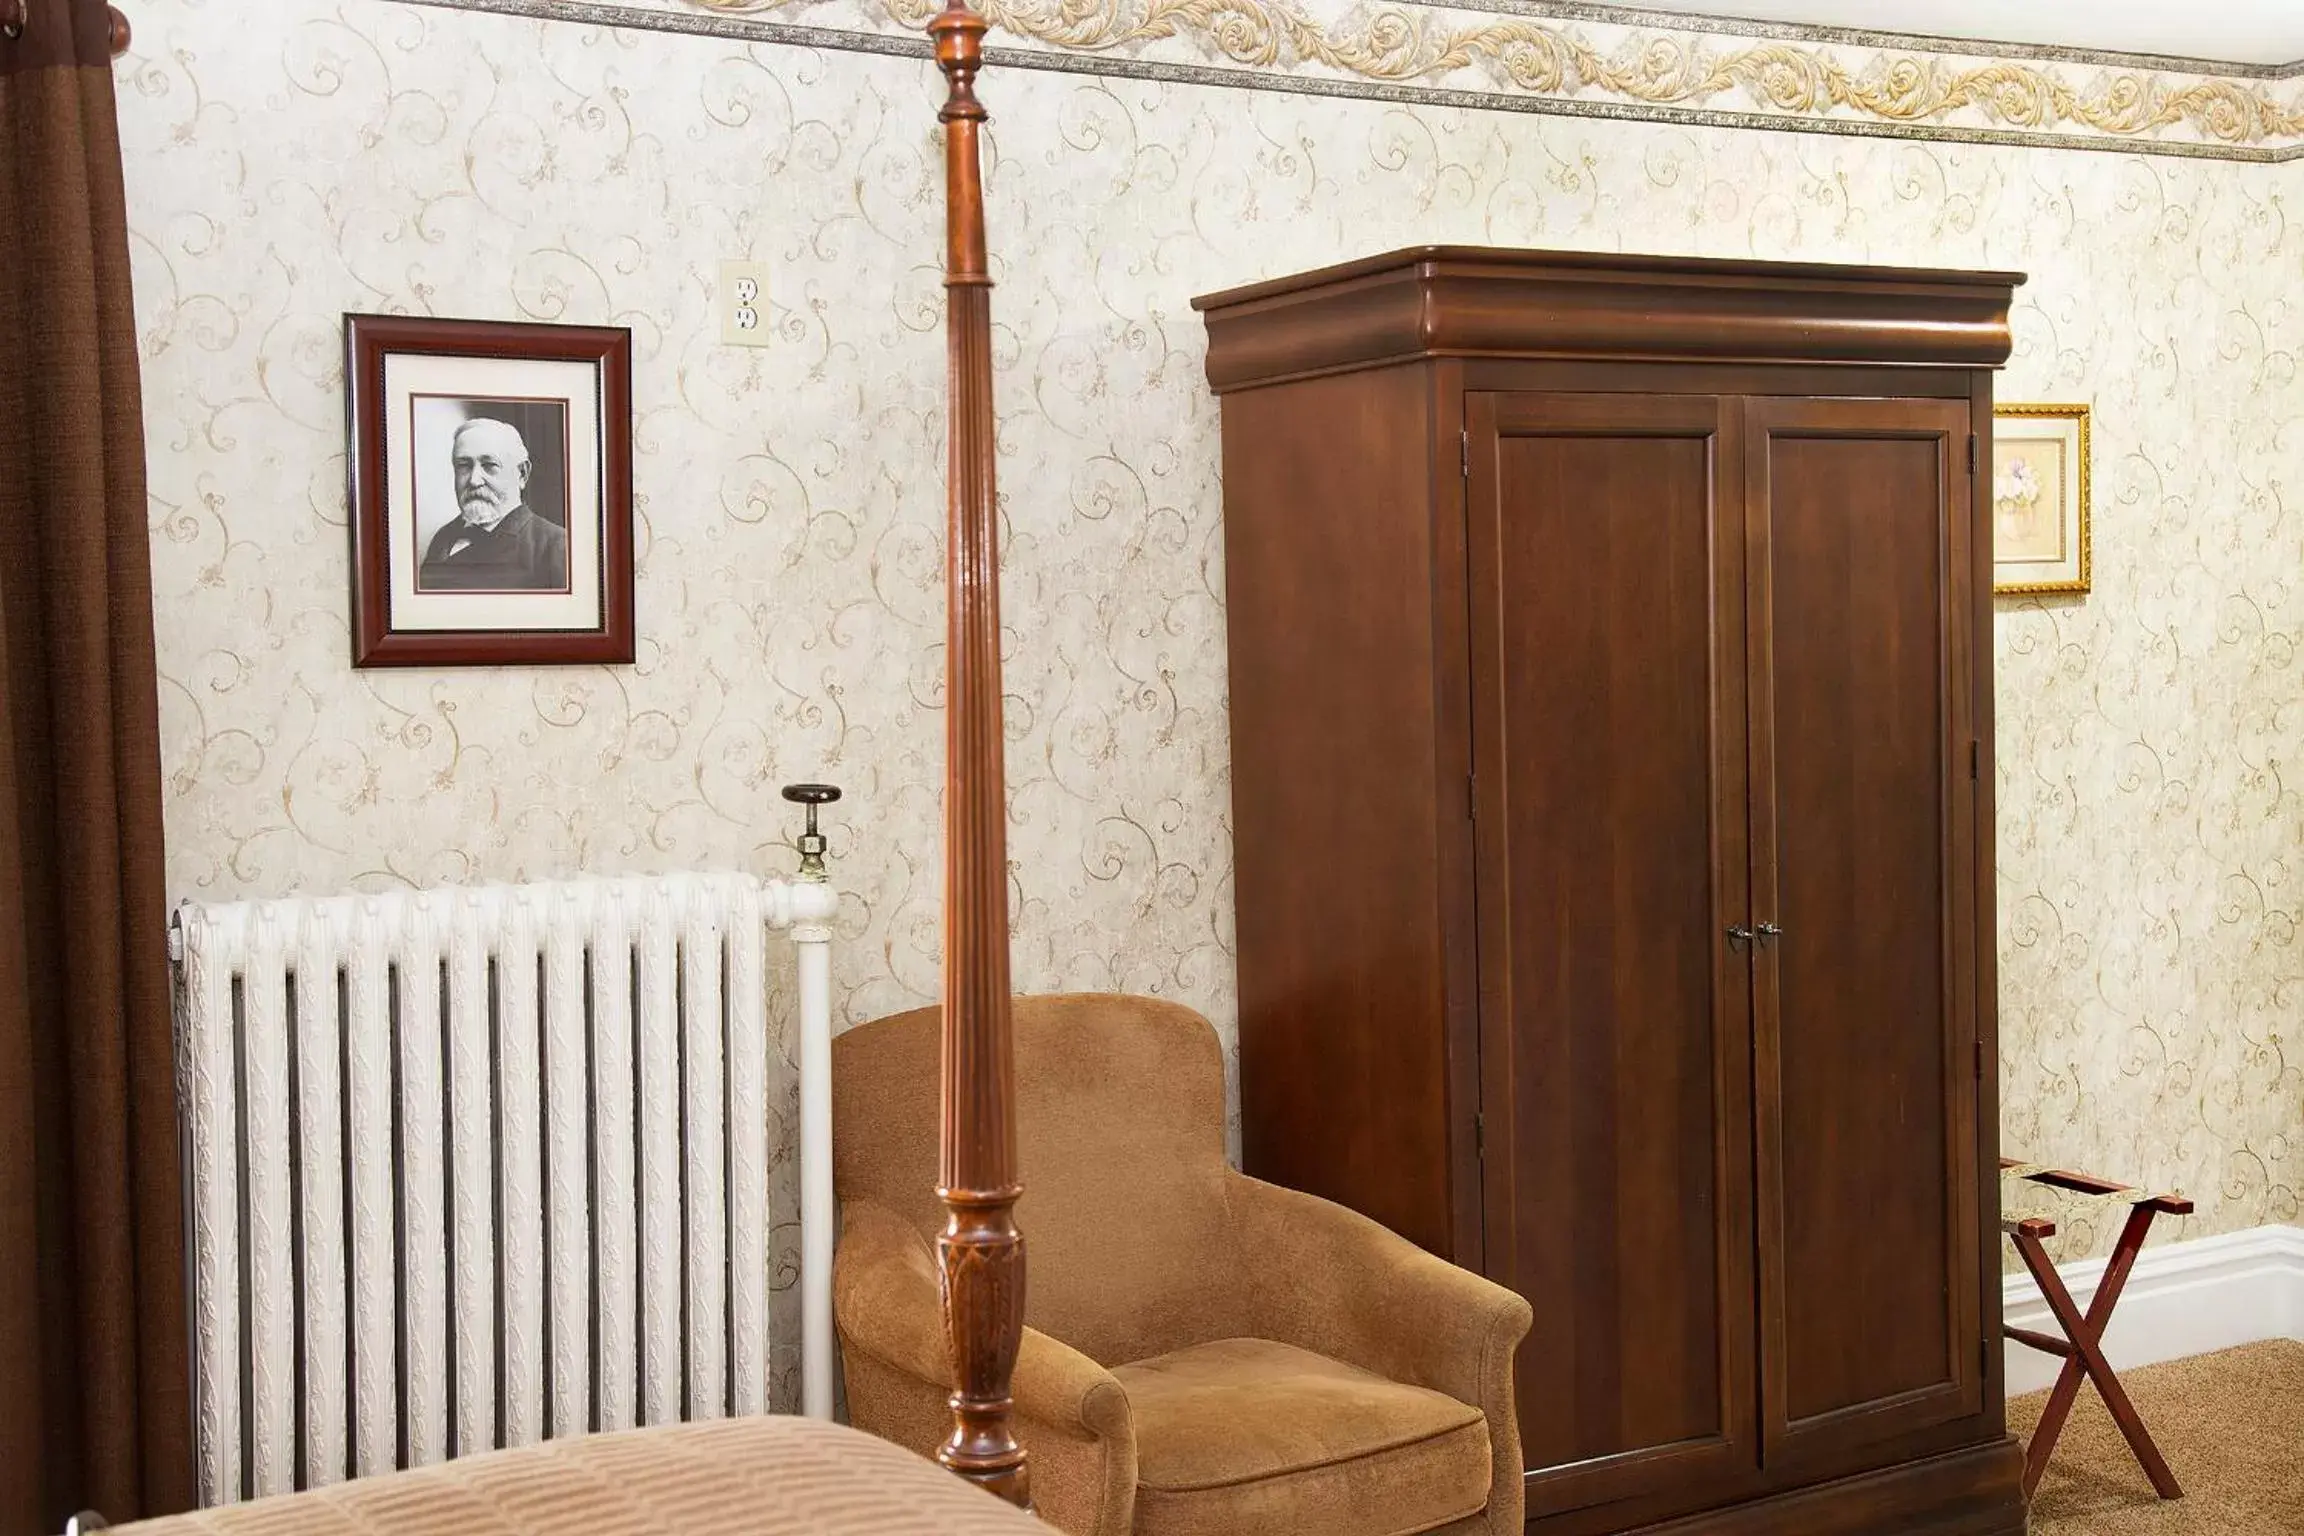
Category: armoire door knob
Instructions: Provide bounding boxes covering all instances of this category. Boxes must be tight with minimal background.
[1726,925,1756,949]
[1757,922,1783,944]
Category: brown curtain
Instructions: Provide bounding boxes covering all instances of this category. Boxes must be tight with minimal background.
[0,1,193,1529]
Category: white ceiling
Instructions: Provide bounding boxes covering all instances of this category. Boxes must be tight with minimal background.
[1622,1,2304,66]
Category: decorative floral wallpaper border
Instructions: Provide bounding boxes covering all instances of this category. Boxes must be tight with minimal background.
[405,0,2304,159]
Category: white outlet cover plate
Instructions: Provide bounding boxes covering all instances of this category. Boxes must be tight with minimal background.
[720,260,773,348]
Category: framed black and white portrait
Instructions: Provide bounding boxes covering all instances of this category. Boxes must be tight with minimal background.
[345,314,634,666]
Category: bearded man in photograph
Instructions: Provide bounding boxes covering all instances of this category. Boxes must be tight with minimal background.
[419,415,569,591]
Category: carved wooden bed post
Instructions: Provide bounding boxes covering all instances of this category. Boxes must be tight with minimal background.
[930,0,1030,1510]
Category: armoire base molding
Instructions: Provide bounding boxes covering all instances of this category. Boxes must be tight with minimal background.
[1623,1438,2026,1536]
[2002,1222,2304,1396]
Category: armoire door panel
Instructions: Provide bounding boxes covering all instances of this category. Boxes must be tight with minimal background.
[1466,392,1757,1518]
[1745,398,1982,1467]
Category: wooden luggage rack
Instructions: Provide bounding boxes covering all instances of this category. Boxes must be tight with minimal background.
[2001,1157,2193,1501]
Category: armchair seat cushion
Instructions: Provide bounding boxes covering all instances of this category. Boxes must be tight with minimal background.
[1111,1337,1491,1536]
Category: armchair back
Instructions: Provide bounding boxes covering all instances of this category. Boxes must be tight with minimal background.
[833,993,1249,1366]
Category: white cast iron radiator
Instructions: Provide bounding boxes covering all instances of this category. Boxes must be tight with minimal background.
[169,870,839,1504]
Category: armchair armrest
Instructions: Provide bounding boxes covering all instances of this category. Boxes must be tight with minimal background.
[1222,1172,1531,1408]
[833,1200,1131,1441]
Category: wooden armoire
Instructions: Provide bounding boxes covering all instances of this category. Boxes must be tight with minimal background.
[1194,248,2027,1536]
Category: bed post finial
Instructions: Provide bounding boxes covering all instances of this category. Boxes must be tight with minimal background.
[929,0,1030,1513]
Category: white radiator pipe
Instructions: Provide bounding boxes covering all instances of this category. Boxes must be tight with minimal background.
[781,876,840,1421]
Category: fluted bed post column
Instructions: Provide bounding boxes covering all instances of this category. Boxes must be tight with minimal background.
[930,0,1030,1511]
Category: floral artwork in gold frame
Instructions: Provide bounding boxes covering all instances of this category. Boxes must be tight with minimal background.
[1992,404,2091,596]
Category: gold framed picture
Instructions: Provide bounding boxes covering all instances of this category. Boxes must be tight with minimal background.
[1992,404,2091,596]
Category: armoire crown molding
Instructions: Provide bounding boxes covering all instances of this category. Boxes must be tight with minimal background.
[393,0,2304,162]
[1193,245,2024,391]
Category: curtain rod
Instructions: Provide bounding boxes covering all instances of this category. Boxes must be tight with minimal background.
[0,3,132,56]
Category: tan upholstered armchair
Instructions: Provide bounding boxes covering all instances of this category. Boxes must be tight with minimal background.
[833,993,1532,1536]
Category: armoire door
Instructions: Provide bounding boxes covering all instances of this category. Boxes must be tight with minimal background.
[1465,392,1758,1518]
[1743,397,1984,1469]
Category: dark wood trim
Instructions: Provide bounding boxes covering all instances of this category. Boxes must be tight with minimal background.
[1467,389,1514,1297]
[927,0,1030,1510]
[1196,248,2023,393]
[1740,392,1787,1464]
[1428,358,1485,1269]
[1708,391,1758,1510]
[1968,371,2004,1438]
[1195,246,2031,311]
[1460,359,1979,401]
[1469,390,1759,1519]
[342,312,634,668]
[1623,1437,2025,1536]
[1524,1413,2013,1536]
[1745,395,1984,1463]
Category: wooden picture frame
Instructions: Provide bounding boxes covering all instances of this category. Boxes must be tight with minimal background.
[1992,403,2091,596]
[345,313,634,666]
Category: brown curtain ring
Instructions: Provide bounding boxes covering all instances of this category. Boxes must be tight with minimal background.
[0,3,131,51]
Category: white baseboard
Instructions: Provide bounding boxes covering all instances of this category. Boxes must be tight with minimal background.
[2002,1223,2304,1396]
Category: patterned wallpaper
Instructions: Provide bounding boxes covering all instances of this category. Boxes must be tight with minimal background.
[119,0,2299,1300]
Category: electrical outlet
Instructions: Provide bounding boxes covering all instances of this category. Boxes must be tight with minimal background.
[719,260,773,348]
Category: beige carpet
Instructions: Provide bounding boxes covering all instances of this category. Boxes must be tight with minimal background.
[2009,1339,2304,1534]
